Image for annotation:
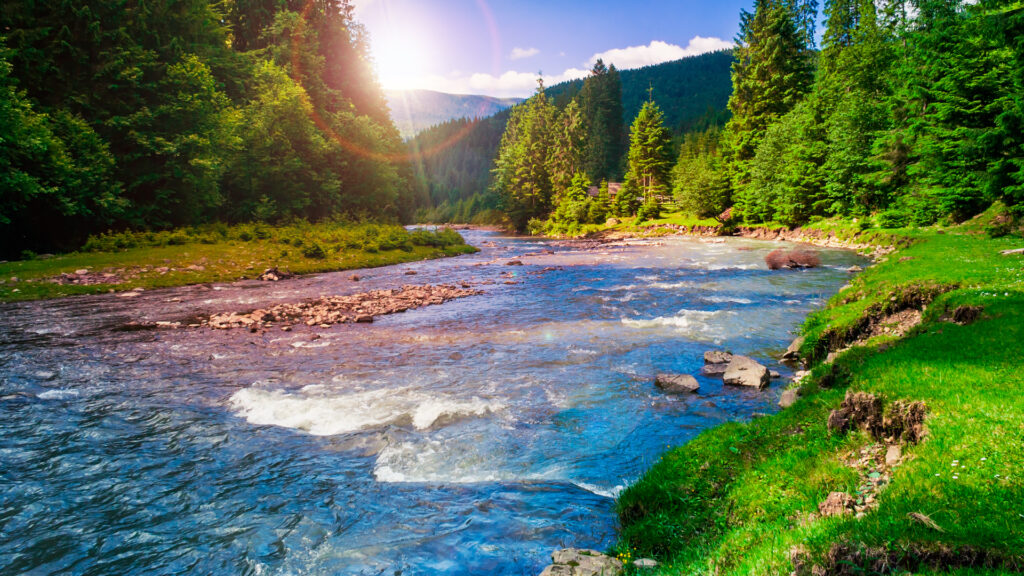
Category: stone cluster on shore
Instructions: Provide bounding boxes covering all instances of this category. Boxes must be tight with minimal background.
[205,284,482,330]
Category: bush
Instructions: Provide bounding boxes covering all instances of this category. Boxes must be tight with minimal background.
[636,200,662,222]
[301,243,327,259]
[877,210,910,229]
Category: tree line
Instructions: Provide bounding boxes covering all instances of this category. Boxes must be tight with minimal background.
[410,51,735,226]
[0,0,418,257]
[492,0,1023,233]
[680,0,1022,228]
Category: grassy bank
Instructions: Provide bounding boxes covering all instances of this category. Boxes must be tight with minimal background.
[0,222,477,303]
[614,219,1024,574]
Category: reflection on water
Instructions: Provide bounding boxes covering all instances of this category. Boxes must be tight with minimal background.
[0,231,864,575]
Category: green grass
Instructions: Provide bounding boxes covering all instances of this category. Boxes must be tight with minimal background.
[615,223,1024,575]
[0,222,477,302]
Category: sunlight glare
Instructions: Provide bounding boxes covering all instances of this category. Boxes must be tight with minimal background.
[365,4,438,91]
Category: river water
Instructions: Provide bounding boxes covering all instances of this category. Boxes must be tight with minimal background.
[0,230,864,575]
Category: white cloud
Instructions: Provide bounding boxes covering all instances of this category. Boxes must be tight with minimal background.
[385,36,734,98]
[587,37,734,70]
[509,47,540,61]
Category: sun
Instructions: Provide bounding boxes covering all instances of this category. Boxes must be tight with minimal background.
[362,8,438,91]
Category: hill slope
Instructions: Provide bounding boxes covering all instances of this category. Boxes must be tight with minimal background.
[410,50,735,218]
[386,90,523,138]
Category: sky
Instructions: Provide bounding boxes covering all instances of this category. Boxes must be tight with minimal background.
[354,0,755,97]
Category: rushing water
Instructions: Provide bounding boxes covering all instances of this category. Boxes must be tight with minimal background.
[0,231,864,575]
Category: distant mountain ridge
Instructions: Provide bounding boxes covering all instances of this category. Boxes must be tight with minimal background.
[385,90,523,138]
[409,50,736,221]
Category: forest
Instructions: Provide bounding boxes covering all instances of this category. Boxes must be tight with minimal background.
[410,51,734,226]
[485,0,1023,235]
[0,0,421,257]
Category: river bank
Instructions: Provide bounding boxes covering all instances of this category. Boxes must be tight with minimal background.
[0,222,477,303]
[611,218,1024,574]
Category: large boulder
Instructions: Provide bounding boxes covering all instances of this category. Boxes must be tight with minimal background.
[539,549,623,576]
[655,374,699,394]
[700,363,729,377]
[723,356,770,389]
[704,350,733,365]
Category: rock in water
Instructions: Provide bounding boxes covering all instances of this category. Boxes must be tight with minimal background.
[723,356,770,389]
[539,549,623,576]
[700,363,729,377]
[704,350,733,365]
[655,374,699,394]
[781,336,804,361]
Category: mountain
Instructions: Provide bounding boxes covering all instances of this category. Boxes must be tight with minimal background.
[409,50,735,219]
[546,49,735,134]
[386,90,523,138]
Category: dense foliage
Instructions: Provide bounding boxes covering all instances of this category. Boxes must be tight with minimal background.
[412,51,735,225]
[713,0,1023,227]
[488,0,1022,234]
[0,0,413,257]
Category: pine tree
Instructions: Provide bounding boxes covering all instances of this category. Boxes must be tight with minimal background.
[673,127,732,220]
[724,0,815,207]
[581,59,626,182]
[549,98,587,196]
[492,79,557,231]
[623,99,674,215]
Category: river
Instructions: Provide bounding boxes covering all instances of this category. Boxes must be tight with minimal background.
[0,230,864,575]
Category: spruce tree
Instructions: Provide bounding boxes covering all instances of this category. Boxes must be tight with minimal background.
[724,0,815,214]
[624,99,674,215]
[492,79,557,231]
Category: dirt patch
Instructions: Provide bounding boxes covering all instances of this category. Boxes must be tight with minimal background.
[49,270,123,285]
[203,284,482,331]
[856,309,922,344]
[828,391,884,437]
[812,283,956,363]
[942,303,983,325]
[818,492,856,517]
[828,391,928,445]
[791,541,1023,575]
[883,400,928,444]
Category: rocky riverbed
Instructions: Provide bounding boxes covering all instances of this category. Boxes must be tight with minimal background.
[204,284,482,330]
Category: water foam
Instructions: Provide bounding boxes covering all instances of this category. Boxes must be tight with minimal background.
[229,386,502,436]
[38,389,79,400]
[373,439,565,484]
[702,295,754,304]
[621,309,730,332]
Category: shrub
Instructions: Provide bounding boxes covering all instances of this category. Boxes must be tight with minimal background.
[877,210,909,229]
[301,243,327,259]
[636,200,662,222]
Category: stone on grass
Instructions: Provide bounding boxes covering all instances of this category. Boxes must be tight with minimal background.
[885,445,902,467]
[655,374,699,394]
[779,389,798,409]
[819,492,855,517]
[723,356,770,389]
[539,549,623,576]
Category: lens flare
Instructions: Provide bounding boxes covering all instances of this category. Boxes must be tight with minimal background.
[287,0,506,164]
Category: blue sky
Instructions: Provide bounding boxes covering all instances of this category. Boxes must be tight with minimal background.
[355,0,755,97]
